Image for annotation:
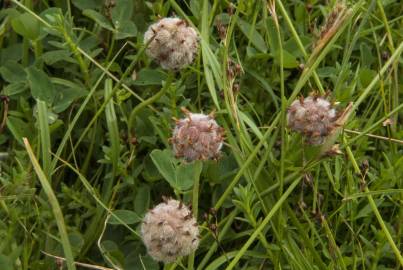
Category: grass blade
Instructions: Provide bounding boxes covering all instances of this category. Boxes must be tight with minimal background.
[37,100,51,179]
[225,177,302,270]
[23,138,76,270]
[104,79,120,176]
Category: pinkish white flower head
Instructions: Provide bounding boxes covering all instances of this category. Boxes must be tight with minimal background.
[141,198,199,263]
[171,110,225,161]
[144,17,199,70]
[287,94,338,145]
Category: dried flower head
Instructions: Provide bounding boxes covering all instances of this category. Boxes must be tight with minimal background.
[144,17,199,70]
[141,198,199,263]
[313,2,350,51]
[171,110,224,161]
[319,2,347,39]
[287,94,338,145]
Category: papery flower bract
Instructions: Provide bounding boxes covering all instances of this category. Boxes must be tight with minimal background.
[144,17,199,70]
[287,94,338,145]
[171,111,224,161]
[141,198,199,263]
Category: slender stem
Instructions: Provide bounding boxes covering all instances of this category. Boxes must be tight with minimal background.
[225,177,302,270]
[63,30,90,86]
[128,72,174,136]
[364,189,403,267]
[344,137,403,267]
[197,210,239,270]
[22,38,29,66]
[41,251,114,270]
[375,0,399,133]
[187,161,202,270]
[275,0,325,94]
[270,3,286,267]
[23,138,77,270]
[37,100,51,180]
[105,35,116,62]
[214,114,280,210]
[343,102,403,146]
[353,41,403,111]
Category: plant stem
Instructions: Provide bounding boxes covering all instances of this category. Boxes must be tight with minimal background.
[225,177,302,270]
[344,137,403,267]
[23,138,76,270]
[128,72,174,137]
[187,161,202,270]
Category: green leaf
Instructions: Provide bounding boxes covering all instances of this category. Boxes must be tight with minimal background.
[26,66,56,104]
[273,50,299,69]
[0,61,26,83]
[0,8,20,20]
[150,149,177,187]
[108,210,141,225]
[205,155,238,184]
[0,43,23,64]
[125,254,159,270]
[3,82,28,96]
[42,50,74,65]
[189,0,202,19]
[7,116,34,145]
[360,43,375,67]
[111,0,133,27]
[39,8,63,36]
[11,13,40,40]
[115,21,137,39]
[359,68,378,88]
[52,80,87,113]
[110,0,137,39]
[72,0,103,10]
[150,149,201,191]
[143,154,164,182]
[133,68,167,86]
[176,161,203,191]
[317,66,337,78]
[265,17,280,52]
[68,232,85,251]
[0,254,13,270]
[355,199,383,220]
[237,18,267,53]
[134,185,150,215]
[83,9,114,31]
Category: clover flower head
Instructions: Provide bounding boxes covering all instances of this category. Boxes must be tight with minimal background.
[287,94,338,145]
[144,17,199,70]
[171,110,224,161]
[141,198,199,263]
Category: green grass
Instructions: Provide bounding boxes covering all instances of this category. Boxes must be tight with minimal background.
[0,0,402,269]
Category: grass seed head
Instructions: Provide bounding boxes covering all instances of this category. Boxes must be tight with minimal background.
[144,17,199,70]
[171,111,224,161]
[141,199,199,263]
[287,94,337,145]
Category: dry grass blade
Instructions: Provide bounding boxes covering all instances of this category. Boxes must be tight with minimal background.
[41,251,114,270]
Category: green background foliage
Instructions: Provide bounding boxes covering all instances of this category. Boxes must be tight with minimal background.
[0,0,402,269]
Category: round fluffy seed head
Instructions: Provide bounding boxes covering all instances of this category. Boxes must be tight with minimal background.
[172,112,224,161]
[144,17,199,70]
[141,199,199,263]
[287,95,337,145]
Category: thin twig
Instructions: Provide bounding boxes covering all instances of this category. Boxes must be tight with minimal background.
[41,251,114,270]
[344,128,403,145]
[97,215,123,270]
[259,126,403,145]
[0,96,9,133]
